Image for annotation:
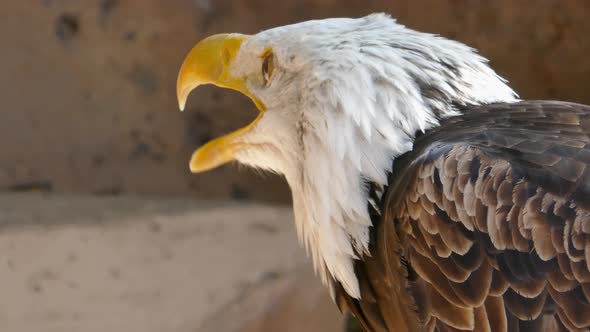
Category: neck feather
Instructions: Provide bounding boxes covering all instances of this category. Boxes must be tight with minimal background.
[288,14,518,298]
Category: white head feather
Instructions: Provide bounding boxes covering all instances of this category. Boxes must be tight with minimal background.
[228,13,517,298]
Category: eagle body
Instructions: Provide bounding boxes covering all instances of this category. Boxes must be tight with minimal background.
[334,100,590,331]
[176,14,590,331]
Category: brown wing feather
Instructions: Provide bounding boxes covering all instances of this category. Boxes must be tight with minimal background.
[335,101,590,331]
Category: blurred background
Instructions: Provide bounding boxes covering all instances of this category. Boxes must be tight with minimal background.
[1,1,589,331]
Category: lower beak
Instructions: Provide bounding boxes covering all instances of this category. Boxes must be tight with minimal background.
[176,33,264,173]
[188,112,264,173]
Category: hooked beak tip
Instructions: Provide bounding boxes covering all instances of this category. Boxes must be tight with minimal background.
[178,93,187,112]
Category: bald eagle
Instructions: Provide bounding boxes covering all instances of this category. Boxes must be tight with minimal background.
[177,14,590,332]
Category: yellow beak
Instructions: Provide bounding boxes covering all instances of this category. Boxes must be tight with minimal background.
[176,33,264,173]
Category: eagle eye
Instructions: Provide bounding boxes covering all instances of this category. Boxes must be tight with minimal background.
[261,50,274,85]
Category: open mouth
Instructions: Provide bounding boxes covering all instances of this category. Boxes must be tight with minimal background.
[176,33,265,173]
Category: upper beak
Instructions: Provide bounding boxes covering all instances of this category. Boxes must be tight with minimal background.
[176,33,264,173]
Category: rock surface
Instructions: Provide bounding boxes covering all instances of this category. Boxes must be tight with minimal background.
[0,193,342,332]
[2,1,590,202]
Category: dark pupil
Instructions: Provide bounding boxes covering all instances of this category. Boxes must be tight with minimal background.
[262,56,269,77]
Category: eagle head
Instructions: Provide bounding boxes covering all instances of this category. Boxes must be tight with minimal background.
[176,13,516,298]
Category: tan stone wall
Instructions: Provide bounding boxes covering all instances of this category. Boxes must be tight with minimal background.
[2,0,589,203]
